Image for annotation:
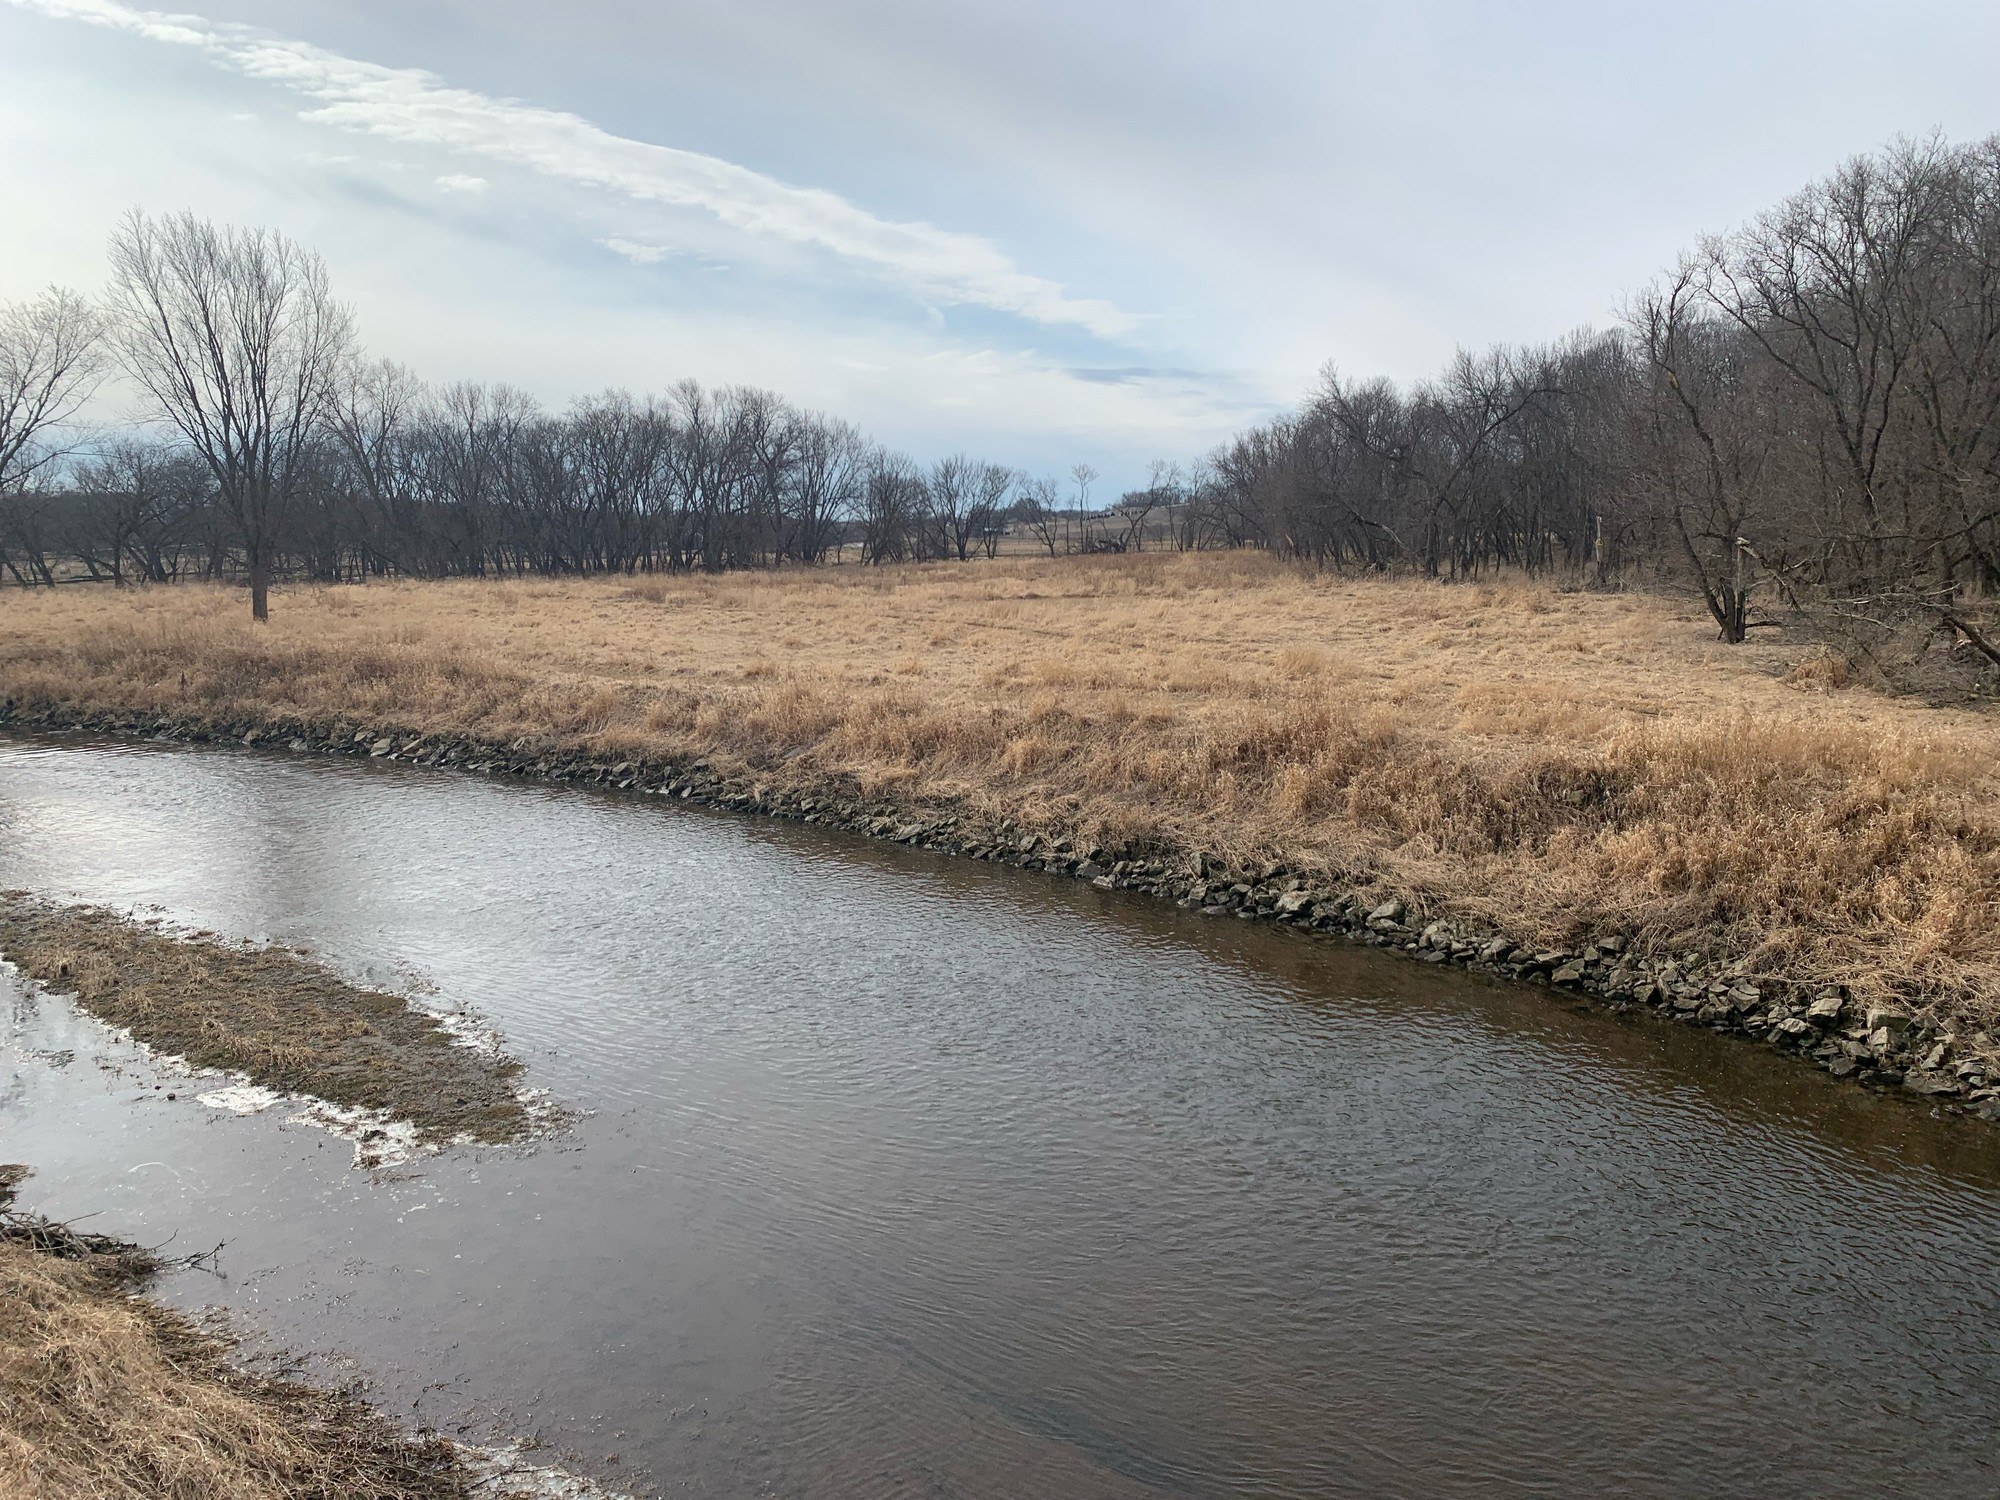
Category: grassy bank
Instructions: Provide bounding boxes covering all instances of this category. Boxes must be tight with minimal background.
[0,895,530,1146]
[0,1168,477,1500]
[2,552,1996,1043]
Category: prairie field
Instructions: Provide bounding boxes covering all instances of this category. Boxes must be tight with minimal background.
[3,552,1997,1030]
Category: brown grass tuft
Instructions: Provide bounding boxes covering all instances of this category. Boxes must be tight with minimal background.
[0,1171,474,1500]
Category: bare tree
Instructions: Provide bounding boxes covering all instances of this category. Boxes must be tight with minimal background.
[969,461,1013,558]
[106,210,354,620]
[1624,267,1783,641]
[924,454,998,561]
[72,439,208,584]
[860,451,923,564]
[0,287,105,496]
[1070,462,1099,553]
[1018,475,1063,557]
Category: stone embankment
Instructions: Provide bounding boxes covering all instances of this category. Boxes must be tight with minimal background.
[7,700,1995,1125]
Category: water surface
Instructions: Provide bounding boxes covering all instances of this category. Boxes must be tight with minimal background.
[3,732,1997,1498]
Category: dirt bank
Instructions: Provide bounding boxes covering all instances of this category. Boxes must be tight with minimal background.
[0,1165,481,1500]
[2,553,1996,1114]
[0,895,531,1147]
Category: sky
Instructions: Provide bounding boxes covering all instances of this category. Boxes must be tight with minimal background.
[3,0,1997,492]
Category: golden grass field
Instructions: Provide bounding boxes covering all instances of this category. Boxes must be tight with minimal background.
[3,551,1997,1032]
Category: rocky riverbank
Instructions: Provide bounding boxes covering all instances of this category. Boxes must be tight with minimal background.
[6,699,1995,1126]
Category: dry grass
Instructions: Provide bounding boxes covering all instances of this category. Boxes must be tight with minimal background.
[0,1171,473,1500]
[3,552,1998,1028]
[0,895,528,1143]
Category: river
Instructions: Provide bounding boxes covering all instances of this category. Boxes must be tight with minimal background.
[3,731,1998,1498]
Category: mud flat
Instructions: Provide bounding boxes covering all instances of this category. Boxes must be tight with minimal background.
[0,893,535,1154]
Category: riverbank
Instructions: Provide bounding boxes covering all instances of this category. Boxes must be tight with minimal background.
[0,895,535,1155]
[2,553,1997,1114]
[0,1165,480,1499]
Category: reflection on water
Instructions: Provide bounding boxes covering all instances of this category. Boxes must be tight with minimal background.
[3,731,1998,1499]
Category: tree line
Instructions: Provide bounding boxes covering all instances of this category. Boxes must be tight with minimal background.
[1197,133,2000,678]
[0,210,1118,616]
[3,134,1998,681]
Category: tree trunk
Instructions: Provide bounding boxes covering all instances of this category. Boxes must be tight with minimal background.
[249,547,270,622]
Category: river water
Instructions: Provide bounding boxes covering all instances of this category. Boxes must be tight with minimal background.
[2,732,1998,1498]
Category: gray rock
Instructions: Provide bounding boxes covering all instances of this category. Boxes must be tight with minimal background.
[1550,962,1586,986]
[1904,1071,1962,1097]
[1806,995,1845,1023]
[1369,899,1405,923]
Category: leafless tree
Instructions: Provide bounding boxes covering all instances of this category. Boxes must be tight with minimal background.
[0,287,105,495]
[969,461,1013,558]
[71,439,209,584]
[1018,475,1064,557]
[106,210,355,620]
[1625,266,1782,641]
[1070,462,1099,553]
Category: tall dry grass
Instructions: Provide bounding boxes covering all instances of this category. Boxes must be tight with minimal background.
[3,552,1997,1028]
[0,1242,470,1500]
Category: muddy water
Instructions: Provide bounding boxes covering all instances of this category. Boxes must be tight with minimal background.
[3,733,1999,1498]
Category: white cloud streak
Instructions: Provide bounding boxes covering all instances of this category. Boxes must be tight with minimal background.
[600,236,670,265]
[10,0,1142,338]
[434,173,487,194]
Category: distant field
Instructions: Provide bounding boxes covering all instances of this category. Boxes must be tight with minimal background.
[3,552,1996,1031]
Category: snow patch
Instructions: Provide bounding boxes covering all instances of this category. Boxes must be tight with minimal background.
[456,1442,634,1498]
[195,1081,285,1114]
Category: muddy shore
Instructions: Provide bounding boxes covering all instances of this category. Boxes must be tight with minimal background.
[6,700,1992,1126]
[0,1165,482,1499]
[0,893,536,1162]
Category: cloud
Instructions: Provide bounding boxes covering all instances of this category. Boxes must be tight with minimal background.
[1065,365,1213,386]
[434,173,487,194]
[600,236,669,264]
[9,0,1143,339]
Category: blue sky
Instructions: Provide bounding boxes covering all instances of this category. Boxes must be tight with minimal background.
[3,0,1997,492]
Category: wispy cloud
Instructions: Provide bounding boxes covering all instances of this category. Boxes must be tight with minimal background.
[434,173,487,194]
[1066,365,1214,386]
[10,0,1143,339]
[600,236,670,265]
